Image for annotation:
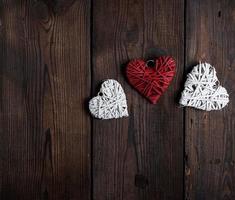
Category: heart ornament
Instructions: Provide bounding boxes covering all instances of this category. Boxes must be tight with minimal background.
[179,62,229,111]
[126,56,176,104]
[89,79,129,119]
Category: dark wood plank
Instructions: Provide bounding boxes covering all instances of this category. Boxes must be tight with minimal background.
[92,0,184,199]
[185,0,235,199]
[0,1,91,199]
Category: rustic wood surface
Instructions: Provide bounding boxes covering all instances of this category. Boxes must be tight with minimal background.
[0,0,91,199]
[185,0,235,199]
[92,0,184,199]
[0,0,234,200]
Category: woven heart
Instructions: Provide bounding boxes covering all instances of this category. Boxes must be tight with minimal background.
[89,79,129,119]
[179,62,229,111]
[126,56,176,104]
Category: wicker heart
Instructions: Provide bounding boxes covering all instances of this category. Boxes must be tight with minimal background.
[179,62,229,111]
[126,56,176,104]
[89,79,129,119]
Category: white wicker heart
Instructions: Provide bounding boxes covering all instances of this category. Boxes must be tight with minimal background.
[89,79,129,119]
[180,62,229,111]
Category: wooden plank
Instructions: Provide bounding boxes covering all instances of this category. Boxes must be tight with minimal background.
[92,0,184,199]
[0,0,91,199]
[185,0,235,199]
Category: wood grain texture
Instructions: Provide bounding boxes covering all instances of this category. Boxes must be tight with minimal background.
[92,0,184,199]
[185,0,235,199]
[1,0,235,199]
[0,1,91,199]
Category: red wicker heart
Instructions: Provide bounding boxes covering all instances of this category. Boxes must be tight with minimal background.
[126,56,176,104]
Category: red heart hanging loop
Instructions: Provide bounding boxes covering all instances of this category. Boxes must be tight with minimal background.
[126,56,176,104]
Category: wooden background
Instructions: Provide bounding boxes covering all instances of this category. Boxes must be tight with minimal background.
[0,0,234,199]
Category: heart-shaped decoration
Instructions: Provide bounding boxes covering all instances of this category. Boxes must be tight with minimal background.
[179,62,229,111]
[126,56,176,104]
[89,79,129,119]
